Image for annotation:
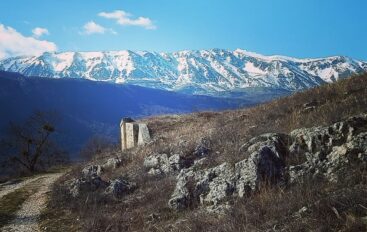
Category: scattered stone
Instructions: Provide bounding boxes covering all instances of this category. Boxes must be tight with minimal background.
[144,153,185,176]
[294,206,309,218]
[193,137,211,158]
[67,176,108,197]
[105,178,136,198]
[102,157,122,170]
[82,165,103,178]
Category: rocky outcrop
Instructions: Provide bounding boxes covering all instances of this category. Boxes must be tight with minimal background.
[288,114,367,183]
[169,133,289,212]
[168,114,367,212]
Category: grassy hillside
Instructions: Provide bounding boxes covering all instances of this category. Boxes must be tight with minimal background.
[43,73,367,231]
[139,72,367,166]
[0,71,253,157]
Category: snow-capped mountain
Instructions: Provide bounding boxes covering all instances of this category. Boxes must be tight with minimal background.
[0,49,366,95]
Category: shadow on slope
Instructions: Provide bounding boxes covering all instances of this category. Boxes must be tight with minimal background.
[0,71,276,157]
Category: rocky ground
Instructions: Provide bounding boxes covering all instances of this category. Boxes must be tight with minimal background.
[0,173,64,232]
[40,74,367,231]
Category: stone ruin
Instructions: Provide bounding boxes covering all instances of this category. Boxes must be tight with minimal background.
[120,117,151,151]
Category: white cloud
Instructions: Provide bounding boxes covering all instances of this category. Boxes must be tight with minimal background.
[98,10,156,30]
[82,21,116,35]
[32,27,49,38]
[0,24,57,59]
[83,21,106,34]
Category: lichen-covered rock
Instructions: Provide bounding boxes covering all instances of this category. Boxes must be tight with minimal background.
[169,133,289,212]
[288,131,367,183]
[105,178,136,198]
[168,169,195,210]
[198,163,235,207]
[144,153,185,176]
[67,176,108,197]
[102,157,122,170]
[168,115,367,212]
[193,137,211,158]
[82,165,103,178]
[289,114,367,156]
[287,115,367,183]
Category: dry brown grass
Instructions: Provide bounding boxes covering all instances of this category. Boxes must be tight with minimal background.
[168,166,367,232]
[47,73,367,231]
[136,73,367,166]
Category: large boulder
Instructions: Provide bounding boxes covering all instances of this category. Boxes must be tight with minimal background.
[236,133,289,195]
[168,162,235,212]
[169,133,289,212]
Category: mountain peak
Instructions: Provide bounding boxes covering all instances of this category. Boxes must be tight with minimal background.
[0,49,366,95]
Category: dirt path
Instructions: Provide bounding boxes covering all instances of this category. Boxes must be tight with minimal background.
[0,176,45,200]
[0,173,64,232]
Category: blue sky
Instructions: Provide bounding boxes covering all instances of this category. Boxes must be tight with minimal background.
[0,0,366,60]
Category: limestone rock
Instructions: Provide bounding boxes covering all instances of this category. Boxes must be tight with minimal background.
[168,163,236,213]
[289,114,367,156]
[168,169,195,210]
[168,131,287,212]
[105,178,136,198]
[82,165,103,178]
[287,114,367,183]
[169,132,288,212]
[67,176,108,197]
[167,114,367,212]
[144,153,184,176]
[102,157,122,170]
[193,137,211,158]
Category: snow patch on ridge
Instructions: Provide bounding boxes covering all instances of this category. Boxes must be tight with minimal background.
[0,49,366,95]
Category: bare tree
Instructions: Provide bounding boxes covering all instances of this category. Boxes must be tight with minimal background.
[3,111,66,173]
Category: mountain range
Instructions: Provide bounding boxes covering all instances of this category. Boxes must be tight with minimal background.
[1,49,366,95]
[0,49,366,156]
[0,71,258,156]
